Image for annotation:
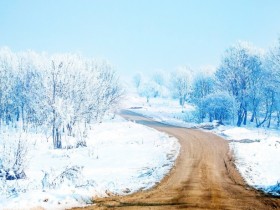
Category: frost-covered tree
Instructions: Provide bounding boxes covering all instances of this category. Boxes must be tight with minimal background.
[171,67,193,109]
[258,38,280,128]
[152,70,165,86]
[201,92,234,123]
[152,70,171,98]
[45,57,68,148]
[92,66,123,122]
[138,81,159,103]
[215,42,262,126]
[13,64,43,130]
[133,73,142,89]
[191,74,215,122]
[0,48,17,128]
[191,74,215,102]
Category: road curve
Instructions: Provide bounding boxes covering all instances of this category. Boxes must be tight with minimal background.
[73,110,280,210]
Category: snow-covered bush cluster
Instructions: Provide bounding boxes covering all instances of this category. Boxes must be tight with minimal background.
[0,47,122,151]
[0,134,29,181]
[133,39,280,128]
[41,165,84,191]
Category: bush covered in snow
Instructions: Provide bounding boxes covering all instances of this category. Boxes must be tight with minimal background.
[42,165,84,190]
[200,92,234,123]
[0,134,29,181]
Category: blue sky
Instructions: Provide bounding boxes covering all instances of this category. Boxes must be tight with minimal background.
[1,0,280,75]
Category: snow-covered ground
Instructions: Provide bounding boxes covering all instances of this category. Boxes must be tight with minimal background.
[122,94,280,196]
[0,116,180,210]
[216,126,280,195]
[123,93,197,128]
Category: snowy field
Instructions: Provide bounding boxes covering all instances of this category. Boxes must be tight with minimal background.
[123,94,280,196]
[0,116,180,210]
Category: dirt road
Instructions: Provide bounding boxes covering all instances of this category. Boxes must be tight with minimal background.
[74,110,280,210]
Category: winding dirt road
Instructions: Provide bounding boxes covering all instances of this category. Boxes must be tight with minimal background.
[74,110,280,210]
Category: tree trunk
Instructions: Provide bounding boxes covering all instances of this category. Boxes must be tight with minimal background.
[243,110,247,125]
[267,102,274,128]
[52,109,57,148]
[209,114,213,122]
[267,91,275,128]
[267,116,271,128]
[56,127,62,148]
[276,111,280,128]
[21,105,25,131]
[237,109,243,127]
[256,102,269,128]
[250,109,256,123]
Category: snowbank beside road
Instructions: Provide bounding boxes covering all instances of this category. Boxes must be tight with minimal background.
[0,116,180,210]
[216,126,280,196]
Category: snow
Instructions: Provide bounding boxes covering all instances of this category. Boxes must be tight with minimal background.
[0,115,180,209]
[122,94,280,196]
[216,126,280,195]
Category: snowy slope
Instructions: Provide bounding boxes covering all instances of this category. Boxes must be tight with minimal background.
[0,116,180,210]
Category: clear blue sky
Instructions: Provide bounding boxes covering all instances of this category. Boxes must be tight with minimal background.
[1,0,280,75]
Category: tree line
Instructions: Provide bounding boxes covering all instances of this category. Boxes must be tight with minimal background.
[0,47,122,149]
[135,39,280,128]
